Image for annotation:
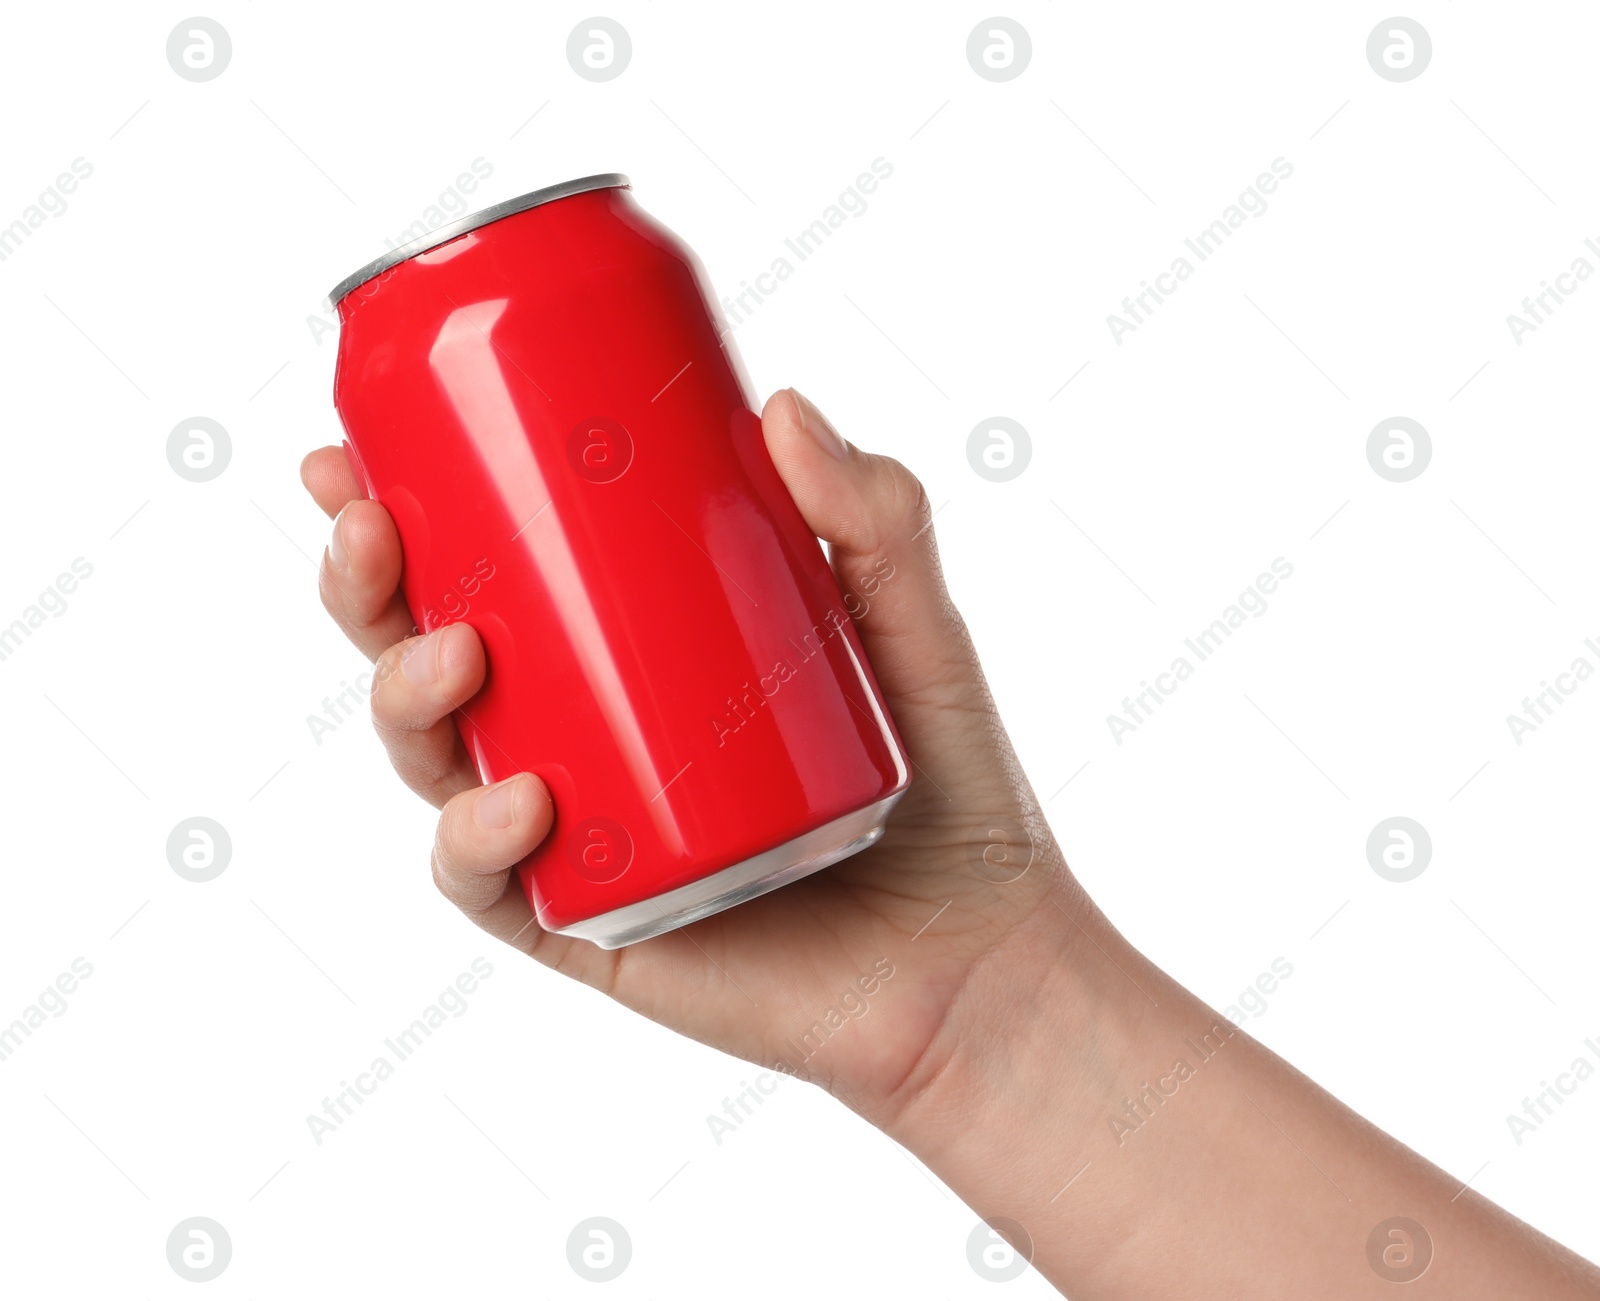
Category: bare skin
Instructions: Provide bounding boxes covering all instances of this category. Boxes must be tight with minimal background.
[303,388,1600,1298]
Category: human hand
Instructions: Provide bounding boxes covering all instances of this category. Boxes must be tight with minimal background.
[305,388,1600,1299]
[302,387,1081,1131]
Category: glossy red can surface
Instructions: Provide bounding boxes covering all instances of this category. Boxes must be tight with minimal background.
[331,176,909,947]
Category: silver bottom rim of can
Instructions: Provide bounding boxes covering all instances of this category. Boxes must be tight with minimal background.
[553,791,905,950]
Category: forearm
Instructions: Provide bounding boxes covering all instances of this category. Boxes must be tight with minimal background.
[878,879,1600,1299]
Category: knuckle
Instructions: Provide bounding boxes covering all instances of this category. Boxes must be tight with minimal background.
[429,841,452,899]
[865,453,932,552]
[367,641,410,721]
[428,810,467,901]
[387,742,454,805]
[315,563,345,620]
[895,462,934,535]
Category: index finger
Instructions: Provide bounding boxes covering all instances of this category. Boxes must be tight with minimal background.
[301,444,416,662]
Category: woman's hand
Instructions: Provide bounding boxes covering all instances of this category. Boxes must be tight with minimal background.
[304,387,1600,1298]
[302,387,1078,1132]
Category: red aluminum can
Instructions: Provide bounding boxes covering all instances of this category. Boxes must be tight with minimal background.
[329,174,909,948]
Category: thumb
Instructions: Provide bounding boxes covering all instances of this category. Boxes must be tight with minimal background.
[760,387,982,704]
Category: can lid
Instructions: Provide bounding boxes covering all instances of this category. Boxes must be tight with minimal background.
[327,172,631,307]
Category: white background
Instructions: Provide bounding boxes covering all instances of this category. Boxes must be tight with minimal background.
[1,2,1597,1295]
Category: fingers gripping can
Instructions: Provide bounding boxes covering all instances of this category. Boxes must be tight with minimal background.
[329,174,910,948]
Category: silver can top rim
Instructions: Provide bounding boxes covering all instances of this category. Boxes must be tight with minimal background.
[327,172,632,307]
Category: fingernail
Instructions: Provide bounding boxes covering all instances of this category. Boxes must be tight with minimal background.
[329,508,351,572]
[476,777,523,830]
[401,635,438,686]
[791,389,850,460]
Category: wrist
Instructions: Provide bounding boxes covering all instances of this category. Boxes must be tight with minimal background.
[877,875,1156,1163]
[872,876,1171,1282]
